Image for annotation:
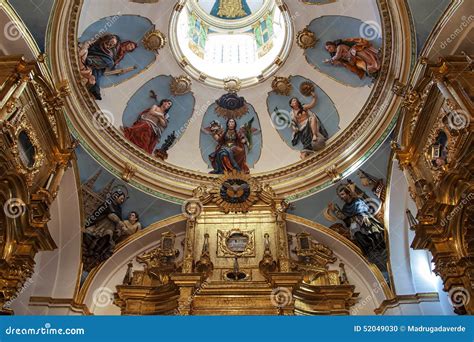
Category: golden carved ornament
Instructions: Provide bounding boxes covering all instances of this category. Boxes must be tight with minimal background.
[142,29,167,54]
[299,81,315,97]
[217,229,255,258]
[223,77,241,93]
[170,75,192,96]
[208,171,260,214]
[271,76,292,96]
[296,26,317,49]
[325,165,341,183]
[121,162,137,182]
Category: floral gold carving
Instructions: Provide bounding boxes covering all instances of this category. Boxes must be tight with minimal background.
[142,29,167,54]
[170,75,192,95]
[296,26,317,49]
[271,76,292,96]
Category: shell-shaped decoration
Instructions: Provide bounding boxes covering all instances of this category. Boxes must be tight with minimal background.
[223,77,242,93]
[142,29,167,54]
[271,76,292,96]
[296,26,317,50]
[170,75,192,95]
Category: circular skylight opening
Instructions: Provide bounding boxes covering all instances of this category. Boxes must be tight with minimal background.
[170,0,292,88]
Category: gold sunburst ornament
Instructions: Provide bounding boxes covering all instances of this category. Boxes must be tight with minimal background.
[142,29,167,54]
[296,26,318,50]
[210,170,259,213]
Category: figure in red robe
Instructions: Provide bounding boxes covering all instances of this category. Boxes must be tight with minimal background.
[122,99,173,154]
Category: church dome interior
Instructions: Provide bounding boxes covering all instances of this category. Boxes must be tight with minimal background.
[0,0,472,323]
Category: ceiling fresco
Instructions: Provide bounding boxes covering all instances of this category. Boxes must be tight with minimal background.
[40,0,436,201]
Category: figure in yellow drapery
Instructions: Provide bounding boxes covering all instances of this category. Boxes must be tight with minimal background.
[211,0,251,19]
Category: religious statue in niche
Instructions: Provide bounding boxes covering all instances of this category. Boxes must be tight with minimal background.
[122,98,173,154]
[430,130,449,168]
[79,34,138,100]
[82,186,142,272]
[289,90,329,158]
[323,38,381,79]
[211,0,252,19]
[325,181,386,271]
[203,118,256,174]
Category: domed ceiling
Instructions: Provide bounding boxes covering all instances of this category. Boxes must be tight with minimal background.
[48,0,412,202]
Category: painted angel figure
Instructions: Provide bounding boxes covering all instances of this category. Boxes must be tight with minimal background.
[202,118,258,174]
[325,183,385,257]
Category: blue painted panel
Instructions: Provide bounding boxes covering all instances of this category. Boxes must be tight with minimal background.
[122,75,196,151]
[304,15,382,87]
[199,103,262,170]
[266,75,340,150]
[79,15,156,88]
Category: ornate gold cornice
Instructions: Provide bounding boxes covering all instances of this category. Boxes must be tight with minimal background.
[286,214,393,299]
[46,0,413,203]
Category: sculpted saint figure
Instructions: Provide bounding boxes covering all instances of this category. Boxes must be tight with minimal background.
[289,92,328,158]
[208,118,250,174]
[123,99,173,154]
[328,186,385,256]
[323,38,381,79]
[79,34,137,100]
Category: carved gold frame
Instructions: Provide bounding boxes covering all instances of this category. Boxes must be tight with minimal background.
[217,229,255,257]
[46,0,413,203]
[10,114,45,185]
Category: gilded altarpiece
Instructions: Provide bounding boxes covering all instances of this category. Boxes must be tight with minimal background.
[0,56,75,313]
[115,172,358,315]
[393,55,473,314]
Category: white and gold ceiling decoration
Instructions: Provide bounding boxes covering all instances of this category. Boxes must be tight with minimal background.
[47,0,414,203]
